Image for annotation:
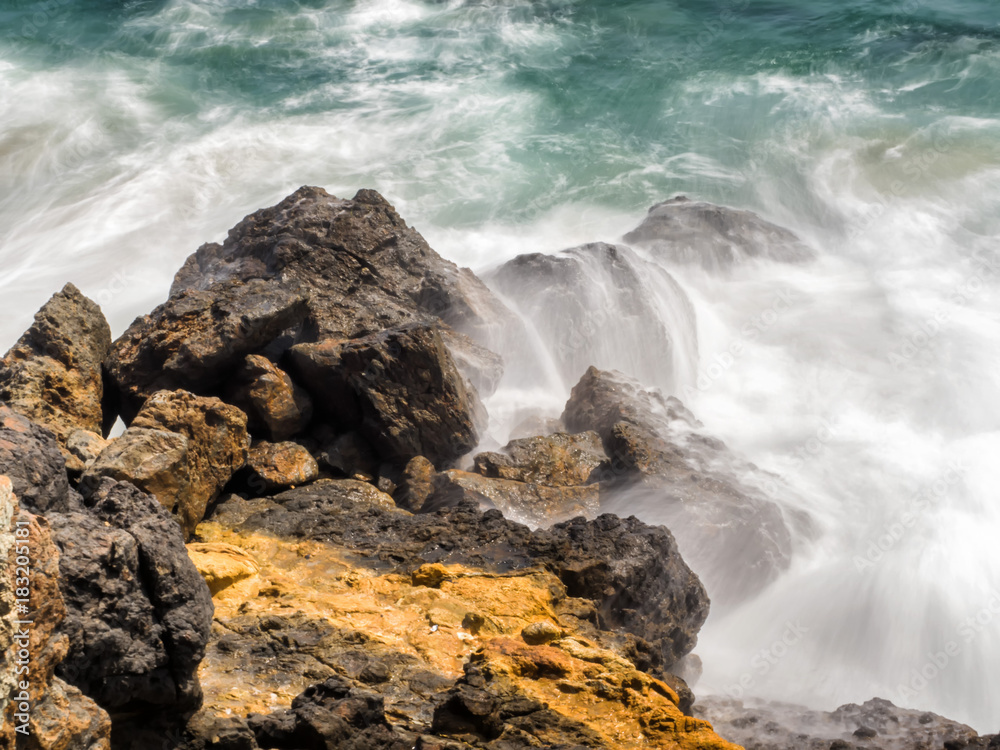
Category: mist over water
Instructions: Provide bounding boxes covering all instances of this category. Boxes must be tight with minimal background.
[1,0,998,732]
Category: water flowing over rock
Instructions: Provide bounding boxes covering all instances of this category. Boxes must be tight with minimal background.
[0,283,112,447]
[488,242,698,395]
[563,366,795,605]
[50,478,213,715]
[288,323,483,469]
[623,196,813,270]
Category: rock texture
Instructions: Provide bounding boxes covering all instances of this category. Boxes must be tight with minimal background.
[241,441,320,493]
[288,323,483,468]
[696,696,999,750]
[50,478,213,714]
[473,431,608,488]
[0,407,73,514]
[0,283,112,446]
[623,196,813,270]
[0,477,112,750]
[225,355,313,442]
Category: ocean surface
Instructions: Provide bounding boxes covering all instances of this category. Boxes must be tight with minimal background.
[1,0,998,732]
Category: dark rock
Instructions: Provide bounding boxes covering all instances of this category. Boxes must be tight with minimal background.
[180,711,260,750]
[473,432,607,488]
[623,195,813,270]
[231,481,708,667]
[225,355,313,442]
[288,323,483,468]
[487,243,695,395]
[312,430,379,478]
[427,470,599,527]
[50,478,213,713]
[0,406,72,514]
[696,696,984,750]
[106,279,309,422]
[396,455,436,511]
[0,283,112,446]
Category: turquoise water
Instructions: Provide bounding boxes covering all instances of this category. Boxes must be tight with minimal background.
[1,0,999,732]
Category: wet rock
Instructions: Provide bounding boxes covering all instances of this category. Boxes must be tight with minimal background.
[106,280,309,422]
[563,367,794,605]
[473,432,607,488]
[428,470,599,527]
[396,455,436,511]
[228,482,709,668]
[312,430,379,478]
[241,441,319,493]
[0,406,72,513]
[696,696,989,750]
[64,429,109,475]
[288,323,483,468]
[225,355,313,442]
[50,478,213,714]
[132,390,250,534]
[0,477,112,750]
[623,195,814,270]
[0,283,112,447]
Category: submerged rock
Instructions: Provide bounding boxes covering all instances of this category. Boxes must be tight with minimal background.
[623,195,813,270]
[0,283,112,447]
[288,323,483,468]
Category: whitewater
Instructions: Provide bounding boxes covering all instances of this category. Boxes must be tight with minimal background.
[1,0,998,732]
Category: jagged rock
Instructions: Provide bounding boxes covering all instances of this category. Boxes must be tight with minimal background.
[106,279,310,421]
[623,195,813,269]
[562,367,794,605]
[222,481,708,668]
[473,432,607,487]
[0,407,73,514]
[241,441,319,493]
[0,478,112,750]
[428,470,599,527]
[0,283,112,447]
[288,323,483,468]
[132,390,250,534]
[487,242,696,394]
[396,455,436,511]
[311,430,379,478]
[225,355,313,442]
[696,696,997,750]
[50,478,213,714]
[63,429,109,475]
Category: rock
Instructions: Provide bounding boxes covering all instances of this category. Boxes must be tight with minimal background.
[396,455,436,511]
[562,367,794,605]
[0,283,112,446]
[411,563,449,588]
[695,696,991,750]
[226,482,709,668]
[0,477,113,750]
[428,470,599,528]
[241,441,319,493]
[132,390,250,534]
[623,195,813,270]
[520,621,563,646]
[106,279,310,421]
[170,186,514,369]
[225,355,313,442]
[487,242,697,394]
[473,432,607,487]
[288,323,483,468]
[0,407,72,513]
[50,478,213,714]
[186,542,261,597]
[63,430,109,475]
[311,430,379,478]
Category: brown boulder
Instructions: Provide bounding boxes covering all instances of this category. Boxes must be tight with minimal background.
[473,431,607,487]
[395,455,435,511]
[225,354,313,442]
[63,430,109,475]
[0,284,112,446]
[288,323,483,468]
[242,441,319,493]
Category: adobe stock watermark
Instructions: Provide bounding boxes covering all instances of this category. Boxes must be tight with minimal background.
[725,620,810,699]
[10,517,34,737]
[853,459,968,573]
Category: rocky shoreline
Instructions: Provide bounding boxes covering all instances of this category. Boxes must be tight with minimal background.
[0,187,996,749]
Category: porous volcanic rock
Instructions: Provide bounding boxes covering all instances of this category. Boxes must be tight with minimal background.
[225,355,313,442]
[473,431,608,488]
[0,283,112,446]
[64,429,109,475]
[623,195,813,270]
[50,478,213,714]
[241,441,319,493]
[0,407,73,514]
[288,323,483,468]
